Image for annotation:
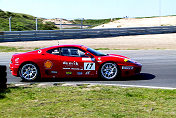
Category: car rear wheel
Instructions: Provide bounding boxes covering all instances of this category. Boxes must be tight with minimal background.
[100,62,119,80]
[19,63,40,81]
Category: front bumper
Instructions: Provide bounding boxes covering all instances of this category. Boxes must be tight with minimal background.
[120,64,142,77]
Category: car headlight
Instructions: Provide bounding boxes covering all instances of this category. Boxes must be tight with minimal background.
[124,58,136,63]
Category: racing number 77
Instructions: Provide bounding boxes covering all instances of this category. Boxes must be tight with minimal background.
[86,63,93,69]
[84,63,95,70]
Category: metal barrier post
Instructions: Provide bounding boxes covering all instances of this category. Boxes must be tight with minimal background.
[9,16,12,31]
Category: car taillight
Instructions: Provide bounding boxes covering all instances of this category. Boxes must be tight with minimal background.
[11,57,14,63]
[10,57,13,63]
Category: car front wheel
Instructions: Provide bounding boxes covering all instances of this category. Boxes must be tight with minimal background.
[19,63,40,81]
[100,62,119,80]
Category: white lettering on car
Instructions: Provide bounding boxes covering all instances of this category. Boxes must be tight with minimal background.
[63,68,70,70]
[82,58,92,61]
[63,61,78,66]
[71,68,80,70]
[85,71,91,75]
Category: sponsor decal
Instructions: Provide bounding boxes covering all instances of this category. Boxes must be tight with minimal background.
[66,72,72,75]
[84,63,95,70]
[82,58,95,61]
[51,71,58,74]
[82,58,92,61]
[124,58,128,62]
[63,67,83,70]
[38,50,42,53]
[63,68,70,70]
[85,71,91,75]
[122,66,134,70]
[77,72,83,75]
[71,68,80,70]
[63,61,78,66]
[44,60,53,69]
[97,57,102,62]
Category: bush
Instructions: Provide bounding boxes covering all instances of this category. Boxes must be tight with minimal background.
[71,18,121,28]
[0,10,57,31]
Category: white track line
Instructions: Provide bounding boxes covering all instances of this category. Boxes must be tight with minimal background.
[8,82,176,90]
[102,84,176,90]
[72,83,176,90]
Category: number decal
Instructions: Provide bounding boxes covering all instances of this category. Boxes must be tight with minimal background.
[84,63,95,70]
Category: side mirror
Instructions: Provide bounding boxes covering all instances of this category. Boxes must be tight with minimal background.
[85,52,92,57]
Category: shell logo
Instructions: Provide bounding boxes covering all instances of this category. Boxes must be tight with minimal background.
[44,60,53,69]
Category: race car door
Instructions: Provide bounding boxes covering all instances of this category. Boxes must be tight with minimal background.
[59,47,97,78]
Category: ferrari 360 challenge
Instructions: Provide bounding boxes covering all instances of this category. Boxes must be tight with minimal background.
[10,45,142,81]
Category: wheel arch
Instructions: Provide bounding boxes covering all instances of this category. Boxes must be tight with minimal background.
[18,61,40,77]
[98,61,121,79]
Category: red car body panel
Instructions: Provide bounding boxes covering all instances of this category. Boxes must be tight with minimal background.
[10,45,142,79]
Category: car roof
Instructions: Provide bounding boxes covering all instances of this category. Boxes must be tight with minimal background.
[42,45,85,51]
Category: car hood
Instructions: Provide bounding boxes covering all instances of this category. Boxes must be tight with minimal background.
[107,54,130,59]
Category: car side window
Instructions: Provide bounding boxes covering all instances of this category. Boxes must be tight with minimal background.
[47,48,60,55]
[61,48,70,56]
[61,47,87,57]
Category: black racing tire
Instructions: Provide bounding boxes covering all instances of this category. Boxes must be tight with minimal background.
[0,65,6,72]
[99,62,120,80]
[19,63,40,82]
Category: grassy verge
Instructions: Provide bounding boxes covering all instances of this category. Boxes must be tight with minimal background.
[71,18,122,28]
[0,46,168,52]
[95,48,140,50]
[1,85,176,118]
[0,46,34,52]
[0,10,57,31]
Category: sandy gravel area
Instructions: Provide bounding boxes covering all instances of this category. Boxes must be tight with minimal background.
[0,33,176,50]
[93,16,176,29]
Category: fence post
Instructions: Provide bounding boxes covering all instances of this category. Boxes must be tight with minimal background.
[81,18,84,29]
[9,16,12,31]
[36,18,38,31]
[60,18,62,30]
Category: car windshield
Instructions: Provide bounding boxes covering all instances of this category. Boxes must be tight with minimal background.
[87,48,107,56]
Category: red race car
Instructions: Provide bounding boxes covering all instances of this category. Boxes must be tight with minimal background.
[10,45,142,81]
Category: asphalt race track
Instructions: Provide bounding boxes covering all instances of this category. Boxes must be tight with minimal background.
[1,50,176,88]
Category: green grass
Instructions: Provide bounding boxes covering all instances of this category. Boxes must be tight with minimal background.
[95,48,140,50]
[0,46,168,52]
[71,18,122,28]
[0,46,171,52]
[1,85,176,118]
[0,9,57,31]
[95,48,110,50]
[0,46,33,52]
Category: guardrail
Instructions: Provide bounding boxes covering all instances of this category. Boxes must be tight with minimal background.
[0,26,176,42]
